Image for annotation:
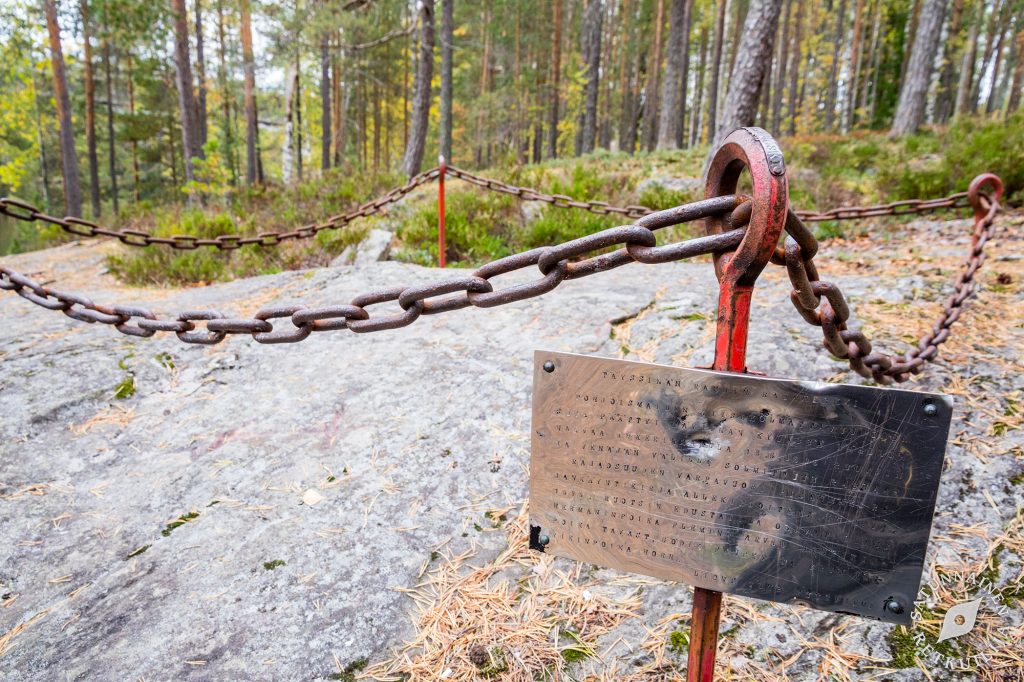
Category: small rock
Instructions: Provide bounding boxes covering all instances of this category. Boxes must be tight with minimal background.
[301,489,323,506]
[331,228,394,267]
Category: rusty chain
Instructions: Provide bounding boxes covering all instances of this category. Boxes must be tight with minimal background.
[773,174,1003,384]
[0,163,979,250]
[0,169,1004,384]
[0,168,441,250]
[0,195,752,345]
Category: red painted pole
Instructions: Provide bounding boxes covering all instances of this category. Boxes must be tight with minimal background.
[438,155,447,269]
[686,128,789,682]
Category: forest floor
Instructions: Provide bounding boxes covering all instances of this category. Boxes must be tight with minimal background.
[0,202,1022,681]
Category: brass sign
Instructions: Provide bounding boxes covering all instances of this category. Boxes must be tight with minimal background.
[529,352,952,624]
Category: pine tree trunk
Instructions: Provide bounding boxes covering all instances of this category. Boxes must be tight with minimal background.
[824,0,847,130]
[31,72,53,210]
[196,0,208,148]
[403,0,434,177]
[102,38,119,214]
[956,15,980,117]
[642,0,666,151]
[240,0,259,184]
[439,0,453,163]
[44,0,82,217]
[658,0,691,149]
[707,0,729,143]
[172,0,203,188]
[933,0,965,122]
[706,0,785,169]
[690,26,708,145]
[787,0,804,134]
[1008,26,1024,113]
[891,0,948,135]
[216,0,237,184]
[900,0,923,93]
[548,0,562,158]
[986,20,1010,113]
[581,0,603,154]
[770,0,790,133]
[80,0,101,217]
[844,0,864,130]
[971,0,1003,111]
[127,54,141,203]
[332,35,344,166]
[321,32,331,171]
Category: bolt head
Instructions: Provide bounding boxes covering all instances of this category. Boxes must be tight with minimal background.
[884,598,905,615]
[543,361,555,373]
[923,403,938,417]
[539,534,550,546]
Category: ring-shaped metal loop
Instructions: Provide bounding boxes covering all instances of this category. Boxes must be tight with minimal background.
[704,127,789,287]
[292,305,369,331]
[967,173,1003,220]
[537,225,656,275]
[397,276,494,312]
[252,305,313,343]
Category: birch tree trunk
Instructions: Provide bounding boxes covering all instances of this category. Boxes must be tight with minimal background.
[824,0,847,130]
[705,0,785,171]
[403,0,434,177]
[44,0,82,217]
[891,0,948,135]
[548,0,562,158]
[321,32,331,171]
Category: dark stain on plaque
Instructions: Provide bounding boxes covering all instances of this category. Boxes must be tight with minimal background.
[529,351,952,624]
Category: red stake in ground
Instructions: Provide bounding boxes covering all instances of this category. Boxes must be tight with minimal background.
[688,127,789,681]
[438,155,447,269]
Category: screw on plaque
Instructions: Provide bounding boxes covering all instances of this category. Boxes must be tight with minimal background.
[923,402,938,417]
[529,525,550,552]
[884,598,905,615]
[543,360,555,373]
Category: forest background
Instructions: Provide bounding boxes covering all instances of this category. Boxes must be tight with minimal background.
[1,0,1022,280]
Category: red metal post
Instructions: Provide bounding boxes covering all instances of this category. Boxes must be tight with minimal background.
[687,128,789,682]
[438,155,447,269]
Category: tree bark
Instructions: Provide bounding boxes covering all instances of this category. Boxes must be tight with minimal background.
[986,19,1010,113]
[581,0,603,154]
[787,0,804,134]
[658,0,692,149]
[102,38,119,214]
[770,0,791,133]
[216,0,237,184]
[320,31,331,171]
[955,14,980,117]
[690,25,708,145]
[196,0,208,148]
[891,0,948,135]
[44,0,82,217]
[548,0,563,158]
[707,0,728,142]
[81,0,101,217]
[439,0,453,163]
[127,54,140,202]
[705,0,785,170]
[1008,26,1024,113]
[824,0,847,130]
[641,0,666,151]
[172,0,203,187]
[240,0,259,184]
[844,0,864,130]
[971,0,1003,111]
[933,0,965,122]
[403,0,434,177]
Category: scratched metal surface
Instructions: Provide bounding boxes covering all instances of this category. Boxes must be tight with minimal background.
[529,351,953,625]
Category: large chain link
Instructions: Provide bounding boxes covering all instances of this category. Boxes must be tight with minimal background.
[0,195,751,345]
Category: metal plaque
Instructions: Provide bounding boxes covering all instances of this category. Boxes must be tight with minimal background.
[529,351,953,624]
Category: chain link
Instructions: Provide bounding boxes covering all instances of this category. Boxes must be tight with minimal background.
[0,171,1004,384]
[775,183,1001,384]
[0,197,753,345]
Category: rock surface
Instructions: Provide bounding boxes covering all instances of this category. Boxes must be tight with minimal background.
[1,213,1022,681]
[331,228,395,267]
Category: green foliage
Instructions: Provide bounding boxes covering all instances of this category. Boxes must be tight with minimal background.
[262,559,286,571]
[396,189,518,266]
[668,628,690,654]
